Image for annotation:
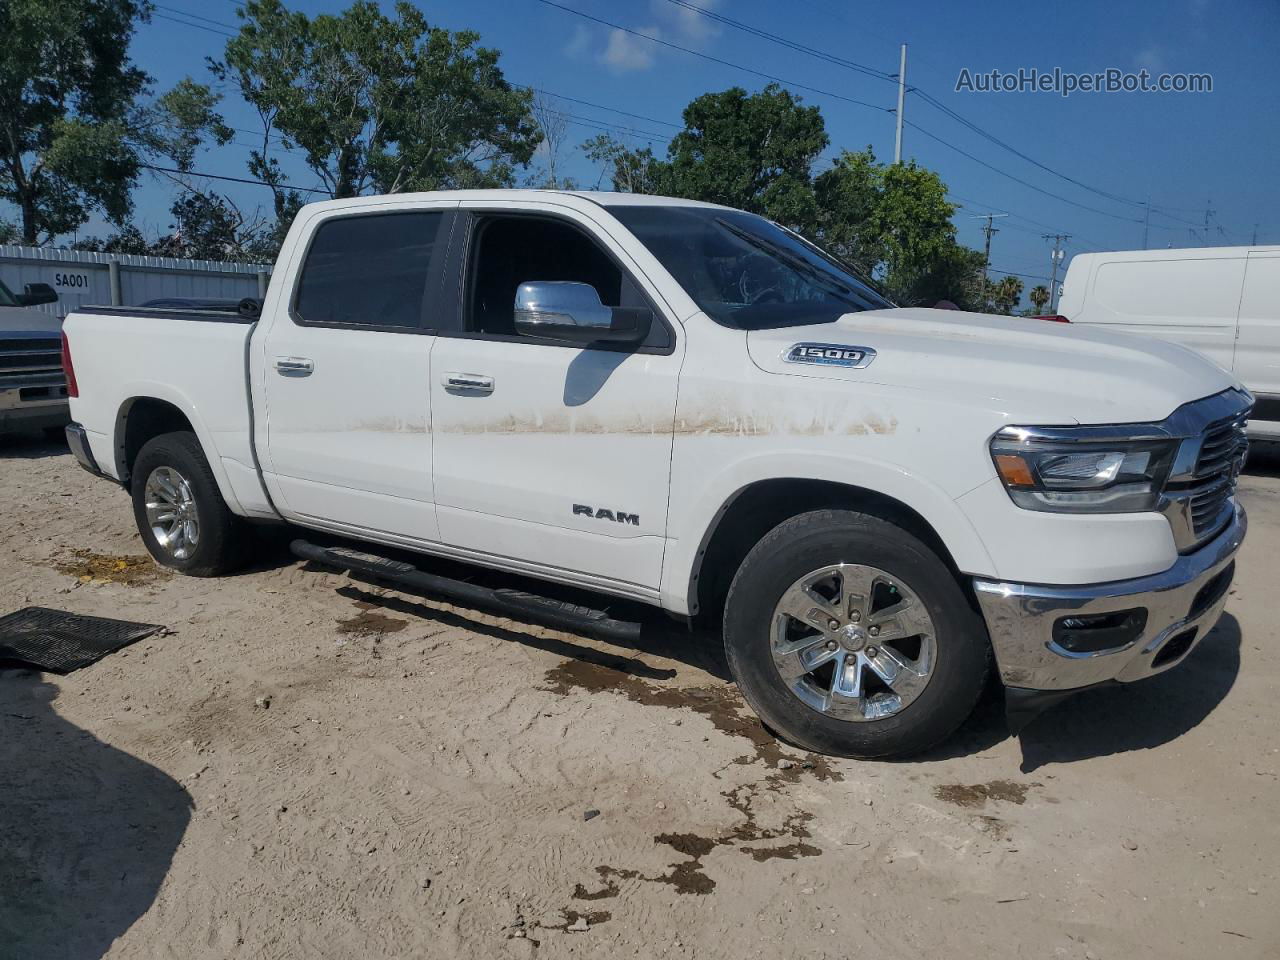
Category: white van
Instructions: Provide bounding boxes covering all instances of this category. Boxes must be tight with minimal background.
[1058,246,1280,439]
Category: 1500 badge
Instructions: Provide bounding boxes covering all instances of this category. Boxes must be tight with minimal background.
[784,343,877,368]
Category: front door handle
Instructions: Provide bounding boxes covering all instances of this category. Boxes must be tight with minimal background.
[444,372,494,395]
[275,356,314,376]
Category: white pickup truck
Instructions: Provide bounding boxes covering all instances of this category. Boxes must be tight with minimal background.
[62,190,1251,757]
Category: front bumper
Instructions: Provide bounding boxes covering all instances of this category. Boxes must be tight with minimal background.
[974,504,1246,691]
[0,386,69,432]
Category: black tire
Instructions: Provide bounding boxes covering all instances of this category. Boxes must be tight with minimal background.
[723,509,989,759]
[131,431,249,577]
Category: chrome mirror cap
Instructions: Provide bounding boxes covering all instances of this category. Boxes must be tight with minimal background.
[514,281,613,332]
[513,280,651,345]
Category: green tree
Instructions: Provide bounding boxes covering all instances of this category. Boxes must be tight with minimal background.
[585,93,984,307]
[662,84,827,228]
[582,135,662,194]
[217,0,541,205]
[71,224,151,254]
[1029,284,1050,314]
[585,84,827,229]
[0,0,152,243]
[138,78,235,174]
[988,274,1024,314]
[151,193,274,262]
[814,148,985,307]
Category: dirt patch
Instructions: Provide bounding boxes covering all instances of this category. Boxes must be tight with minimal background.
[934,779,1032,808]
[51,549,167,586]
[550,657,828,896]
[581,787,823,897]
[540,658,841,780]
[335,600,408,637]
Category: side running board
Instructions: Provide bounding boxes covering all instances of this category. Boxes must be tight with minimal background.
[290,539,643,642]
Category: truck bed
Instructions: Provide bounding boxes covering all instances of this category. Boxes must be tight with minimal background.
[62,305,277,518]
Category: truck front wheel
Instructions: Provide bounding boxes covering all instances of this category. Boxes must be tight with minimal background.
[723,509,990,758]
[130,431,249,577]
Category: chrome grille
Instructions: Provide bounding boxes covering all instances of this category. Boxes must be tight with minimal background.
[1187,414,1248,540]
[0,337,64,389]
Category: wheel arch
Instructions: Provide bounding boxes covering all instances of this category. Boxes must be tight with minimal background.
[113,391,246,515]
[665,466,995,621]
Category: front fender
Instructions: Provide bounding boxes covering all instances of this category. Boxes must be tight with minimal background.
[660,448,996,616]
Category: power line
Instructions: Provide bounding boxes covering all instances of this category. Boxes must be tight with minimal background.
[140,162,329,194]
[531,0,891,114]
[909,89,1199,225]
[152,8,674,146]
[907,120,1146,225]
[658,0,896,85]
[991,267,1052,282]
[153,11,236,37]
[532,0,1200,237]
[654,0,1205,225]
[523,87,681,129]
[154,3,237,31]
[156,0,1251,250]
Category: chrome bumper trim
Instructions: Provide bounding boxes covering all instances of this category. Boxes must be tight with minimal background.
[974,504,1246,690]
[65,422,107,479]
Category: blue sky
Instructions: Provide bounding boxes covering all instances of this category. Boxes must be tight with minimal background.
[81,0,1280,287]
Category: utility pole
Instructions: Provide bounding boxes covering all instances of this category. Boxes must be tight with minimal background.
[1043,233,1070,312]
[1142,198,1150,250]
[893,44,907,165]
[972,213,1008,308]
[1252,223,1259,246]
[1191,200,1215,245]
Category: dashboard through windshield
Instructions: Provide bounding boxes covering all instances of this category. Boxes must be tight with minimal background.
[605,204,893,329]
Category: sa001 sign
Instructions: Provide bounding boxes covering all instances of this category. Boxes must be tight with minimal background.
[784,342,877,369]
[50,271,92,291]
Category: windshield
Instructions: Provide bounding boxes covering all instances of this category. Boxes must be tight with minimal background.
[605,204,893,329]
[0,278,17,308]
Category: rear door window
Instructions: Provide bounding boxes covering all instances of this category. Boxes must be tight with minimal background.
[294,212,445,329]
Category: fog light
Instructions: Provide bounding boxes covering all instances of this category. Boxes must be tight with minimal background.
[1051,608,1148,654]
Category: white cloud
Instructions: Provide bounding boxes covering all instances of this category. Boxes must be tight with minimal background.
[653,0,722,45]
[600,27,659,73]
[571,2,722,75]
[1135,46,1166,72]
[564,23,592,59]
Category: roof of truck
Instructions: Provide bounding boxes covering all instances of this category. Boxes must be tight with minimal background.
[296,189,732,215]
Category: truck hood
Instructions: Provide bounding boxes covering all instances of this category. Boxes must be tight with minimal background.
[745,307,1240,425]
[0,304,62,337]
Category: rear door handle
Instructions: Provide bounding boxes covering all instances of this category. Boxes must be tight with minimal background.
[444,372,494,395]
[275,356,314,376]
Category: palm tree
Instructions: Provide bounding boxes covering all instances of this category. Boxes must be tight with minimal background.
[1029,284,1050,314]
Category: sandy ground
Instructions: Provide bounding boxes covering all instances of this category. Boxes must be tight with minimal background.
[1,436,1277,960]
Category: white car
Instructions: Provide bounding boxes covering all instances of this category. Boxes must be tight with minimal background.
[1058,245,1279,439]
[61,191,1250,757]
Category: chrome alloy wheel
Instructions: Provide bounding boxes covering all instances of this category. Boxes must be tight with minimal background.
[770,563,936,721]
[143,466,200,561]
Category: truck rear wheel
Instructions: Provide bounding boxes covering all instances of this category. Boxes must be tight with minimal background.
[130,431,249,577]
[723,509,989,758]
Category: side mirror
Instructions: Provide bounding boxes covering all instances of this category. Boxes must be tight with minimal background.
[17,282,57,306]
[513,281,651,345]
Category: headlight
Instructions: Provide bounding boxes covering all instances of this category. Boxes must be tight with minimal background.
[990,428,1177,513]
